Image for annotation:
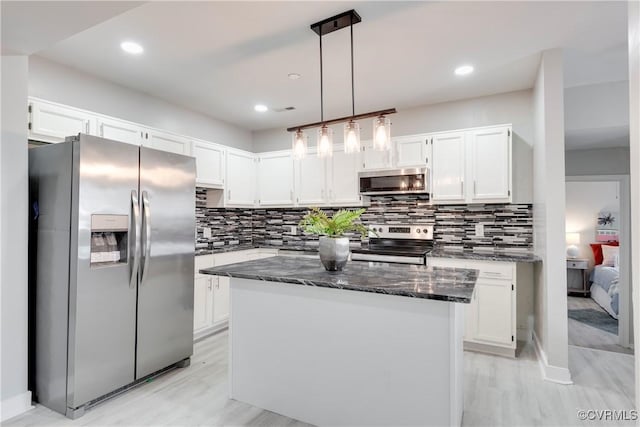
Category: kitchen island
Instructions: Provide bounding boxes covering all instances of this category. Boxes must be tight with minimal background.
[201,256,478,427]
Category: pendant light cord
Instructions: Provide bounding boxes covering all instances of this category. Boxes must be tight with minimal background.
[350,14,355,116]
[319,23,324,123]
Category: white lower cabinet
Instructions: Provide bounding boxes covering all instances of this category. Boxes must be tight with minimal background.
[427,257,517,357]
[194,249,278,339]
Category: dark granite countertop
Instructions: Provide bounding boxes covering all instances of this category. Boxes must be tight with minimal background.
[200,256,478,303]
[428,248,541,263]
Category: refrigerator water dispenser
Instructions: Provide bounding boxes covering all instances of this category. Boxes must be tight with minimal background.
[90,214,128,266]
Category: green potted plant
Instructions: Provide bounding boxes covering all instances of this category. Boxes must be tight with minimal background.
[299,207,369,271]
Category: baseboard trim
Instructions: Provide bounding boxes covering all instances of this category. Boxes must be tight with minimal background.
[532,331,573,385]
[194,321,228,342]
[464,341,516,358]
[1,391,33,422]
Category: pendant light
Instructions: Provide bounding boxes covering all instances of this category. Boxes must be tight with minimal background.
[292,129,308,159]
[344,120,360,154]
[286,10,397,156]
[317,125,333,158]
[373,115,391,151]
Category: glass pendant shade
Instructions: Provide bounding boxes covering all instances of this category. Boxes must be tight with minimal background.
[343,120,360,154]
[317,125,334,158]
[372,115,391,151]
[292,129,308,159]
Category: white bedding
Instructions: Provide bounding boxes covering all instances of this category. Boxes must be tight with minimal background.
[590,265,619,319]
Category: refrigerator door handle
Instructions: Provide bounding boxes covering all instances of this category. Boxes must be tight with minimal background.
[140,190,151,286]
[130,190,141,289]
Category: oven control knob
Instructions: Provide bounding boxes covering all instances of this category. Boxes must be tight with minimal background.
[416,229,421,233]
[378,227,383,233]
[423,229,429,234]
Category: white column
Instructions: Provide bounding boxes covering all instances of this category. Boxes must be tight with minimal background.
[0,55,32,421]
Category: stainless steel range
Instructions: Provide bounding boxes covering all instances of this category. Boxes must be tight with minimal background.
[351,224,434,265]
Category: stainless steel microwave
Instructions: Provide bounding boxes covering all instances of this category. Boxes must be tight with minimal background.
[358,167,430,196]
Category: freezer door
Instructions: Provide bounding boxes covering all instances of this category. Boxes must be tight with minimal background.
[136,147,195,378]
[67,135,139,409]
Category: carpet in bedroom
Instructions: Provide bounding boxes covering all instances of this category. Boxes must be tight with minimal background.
[568,308,618,335]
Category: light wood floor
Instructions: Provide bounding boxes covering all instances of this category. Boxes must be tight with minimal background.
[6,331,635,427]
[568,296,633,355]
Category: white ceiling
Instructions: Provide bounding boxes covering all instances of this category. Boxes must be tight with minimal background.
[3,1,629,132]
[0,1,143,55]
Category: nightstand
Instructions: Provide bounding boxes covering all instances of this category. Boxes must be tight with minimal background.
[567,258,589,296]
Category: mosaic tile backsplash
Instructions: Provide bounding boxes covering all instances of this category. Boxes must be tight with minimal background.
[196,188,533,254]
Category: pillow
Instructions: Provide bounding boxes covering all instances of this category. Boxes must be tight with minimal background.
[602,245,620,267]
[590,241,619,265]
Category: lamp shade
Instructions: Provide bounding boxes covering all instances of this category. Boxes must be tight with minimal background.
[292,130,308,159]
[372,116,391,151]
[566,233,580,245]
[317,125,334,158]
[343,120,360,154]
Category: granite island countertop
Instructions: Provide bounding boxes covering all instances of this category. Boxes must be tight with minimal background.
[200,256,478,303]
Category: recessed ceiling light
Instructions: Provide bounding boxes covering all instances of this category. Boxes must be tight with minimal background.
[454,65,474,76]
[121,41,144,55]
[288,73,301,80]
[254,104,268,113]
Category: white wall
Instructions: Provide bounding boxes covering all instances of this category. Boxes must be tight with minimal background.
[531,49,571,384]
[564,81,629,132]
[627,0,640,412]
[253,89,534,203]
[565,181,619,266]
[28,56,253,151]
[565,147,630,176]
[1,55,32,421]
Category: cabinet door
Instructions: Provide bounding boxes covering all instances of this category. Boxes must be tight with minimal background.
[257,152,295,206]
[295,152,327,205]
[394,135,429,167]
[431,132,466,203]
[226,150,256,206]
[97,116,143,146]
[329,149,361,205]
[194,277,213,332]
[473,279,513,346]
[469,126,511,203]
[144,129,192,155]
[193,140,225,187]
[361,140,392,170]
[213,276,230,324]
[29,100,94,143]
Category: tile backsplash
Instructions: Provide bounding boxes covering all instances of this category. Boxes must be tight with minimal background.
[196,188,533,254]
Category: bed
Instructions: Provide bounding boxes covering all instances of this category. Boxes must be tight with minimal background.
[590,264,619,319]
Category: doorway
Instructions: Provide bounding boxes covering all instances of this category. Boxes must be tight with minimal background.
[565,175,632,355]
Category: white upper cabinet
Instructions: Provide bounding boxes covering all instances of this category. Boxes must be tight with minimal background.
[226,149,256,207]
[97,116,143,146]
[360,140,392,170]
[431,131,466,203]
[29,99,94,143]
[257,151,295,206]
[295,150,328,206]
[328,149,361,205]
[468,126,511,203]
[394,134,430,167]
[143,129,192,155]
[193,139,225,188]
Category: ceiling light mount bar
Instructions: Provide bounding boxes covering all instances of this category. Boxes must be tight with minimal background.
[287,108,397,132]
[310,9,362,36]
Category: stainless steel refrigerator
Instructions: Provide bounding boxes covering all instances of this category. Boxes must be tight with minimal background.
[29,134,195,418]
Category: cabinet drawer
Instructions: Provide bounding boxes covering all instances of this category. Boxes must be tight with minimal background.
[467,261,514,280]
[567,260,588,269]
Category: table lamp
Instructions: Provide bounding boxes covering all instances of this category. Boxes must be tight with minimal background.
[566,232,580,258]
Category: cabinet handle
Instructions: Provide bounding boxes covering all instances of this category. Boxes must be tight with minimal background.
[460,180,464,195]
[100,123,104,136]
[228,189,231,200]
[290,189,294,201]
[474,181,477,195]
[208,279,212,291]
[85,121,90,134]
